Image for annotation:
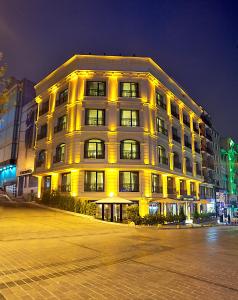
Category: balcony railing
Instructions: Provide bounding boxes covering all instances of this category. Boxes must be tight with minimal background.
[121,118,139,127]
[84,183,104,192]
[60,184,71,192]
[53,154,65,163]
[119,183,139,192]
[174,161,181,169]
[173,134,181,143]
[54,123,66,133]
[121,151,140,159]
[184,141,191,149]
[85,150,104,159]
[86,117,104,126]
[171,110,179,119]
[159,156,168,165]
[37,132,47,140]
[158,127,168,136]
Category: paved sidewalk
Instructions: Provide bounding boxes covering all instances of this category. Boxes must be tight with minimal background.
[0,206,238,299]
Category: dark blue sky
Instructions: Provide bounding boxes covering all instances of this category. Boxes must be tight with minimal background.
[1,0,238,139]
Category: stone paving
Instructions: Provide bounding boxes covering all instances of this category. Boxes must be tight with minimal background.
[0,206,238,299]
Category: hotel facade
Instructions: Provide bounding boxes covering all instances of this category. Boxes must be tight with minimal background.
[34,55,204,221]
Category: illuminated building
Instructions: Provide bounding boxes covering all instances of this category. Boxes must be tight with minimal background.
[16,99,38,199]
[34,54,204,221]
[0,78,35,196]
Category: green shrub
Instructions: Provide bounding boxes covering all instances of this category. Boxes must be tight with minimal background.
[85,201,97,216]
[165,212,175,223]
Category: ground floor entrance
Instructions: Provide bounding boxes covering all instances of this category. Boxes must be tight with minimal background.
[96,203,131,222]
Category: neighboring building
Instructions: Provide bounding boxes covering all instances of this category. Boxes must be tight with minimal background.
[199,111,216,212]
[16,99,38,199]
[0,78,35,196]
[34,54,205,222]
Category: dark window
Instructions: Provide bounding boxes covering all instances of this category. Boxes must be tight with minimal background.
[196,162,201,176]
[172,127,181,143]
[86,81,106,96]
[183,113,190,127]
[174,152,181,169]
[156,118,168,136]
[120,140,140,159]
[119,171,139,192]
[158,146,168,165]
[180,180,187,195]
[120,110,139,127]
[119,82,139,98]
[36,150,46,167]
[84,171,104,192]
[29,175,38,188]
[56,89,68,106]
[53,144,65,163]
[54,115,67,133]
[84,139,105,159]
[194,141,200,153]
[152,174,162,193]
[193,122,199,133]
[171,103,179,119]
[85,109,105,125]
[186,157,192,173]
[156,92,166,110]
[190,182,196,196]
[167,177,176,195]
[60,173,71,192]
[37,124,47,140]
[184,134,191,149]
[39,100,49,116]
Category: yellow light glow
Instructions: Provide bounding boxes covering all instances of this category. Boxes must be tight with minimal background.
[162,174,168,198]
[51,173,59,191]
[71,169,79,196]
[108,76,118,101]
[175,178,180,198]
[106,168,117,196]
[109,192,114,197]
[37,176,42,198]
[139,198,149,217]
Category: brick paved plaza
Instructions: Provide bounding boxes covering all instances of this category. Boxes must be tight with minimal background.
[0,206,238,299]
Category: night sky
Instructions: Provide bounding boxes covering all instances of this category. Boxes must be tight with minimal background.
[1,0,238,139]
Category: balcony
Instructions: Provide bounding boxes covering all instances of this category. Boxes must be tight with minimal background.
[37,132,47,141]
[119,183,139,192]
[60,184,71,192]
[84,183,104,192]
[173,134,181,143]
[184,141,192,149]
[159,156,168,165]
[158,127,168,136]
[171,110,179,119]
[54,123,66,133]
[53,155,65,164]
[174,161,181,169]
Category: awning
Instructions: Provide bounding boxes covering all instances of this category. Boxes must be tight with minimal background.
[150,198,183,204]
[95,196,133,204]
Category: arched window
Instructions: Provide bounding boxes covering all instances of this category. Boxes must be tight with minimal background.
[158,146,167,165]
[54,143,65,163]
[186,157,192,173]
[36,150,45,167]
[173,152,181,169]
[120,140,140,159]
[84,139,105,159]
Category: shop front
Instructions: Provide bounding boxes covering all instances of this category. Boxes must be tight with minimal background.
[95,196,133,222]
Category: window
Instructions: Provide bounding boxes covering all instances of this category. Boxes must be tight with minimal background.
[120,110,139,127]
[119,171,139,192]
[85,109,105,125]
[174,152,181,169]
[37,124,47,140]
[36,150,46,167]
[56,89,68,106]
[61,173,71,192]
[86,81,106,96]
[186,157,192,173]
[84,139,105,159]
[54,115,67,133]
[180,180,187,195]
[39,100,49,116]
[158,146,168,165]
[184,134,191,149]
[171,103,179,119]
[53,143,65,163]
[120,140,140,159]
[196,162,201,176]
[183,113,190,127]
[190,182,196,196]
[156,92,166,110]
[167,177,176,194]
[29,175,38,188]
[43,176,51,191]
[172,127,181,143]
[194,141,200,153]
[119,82,139,98]
[156,118,168,136]
[152,174,162,193]
[84,171,104,192]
